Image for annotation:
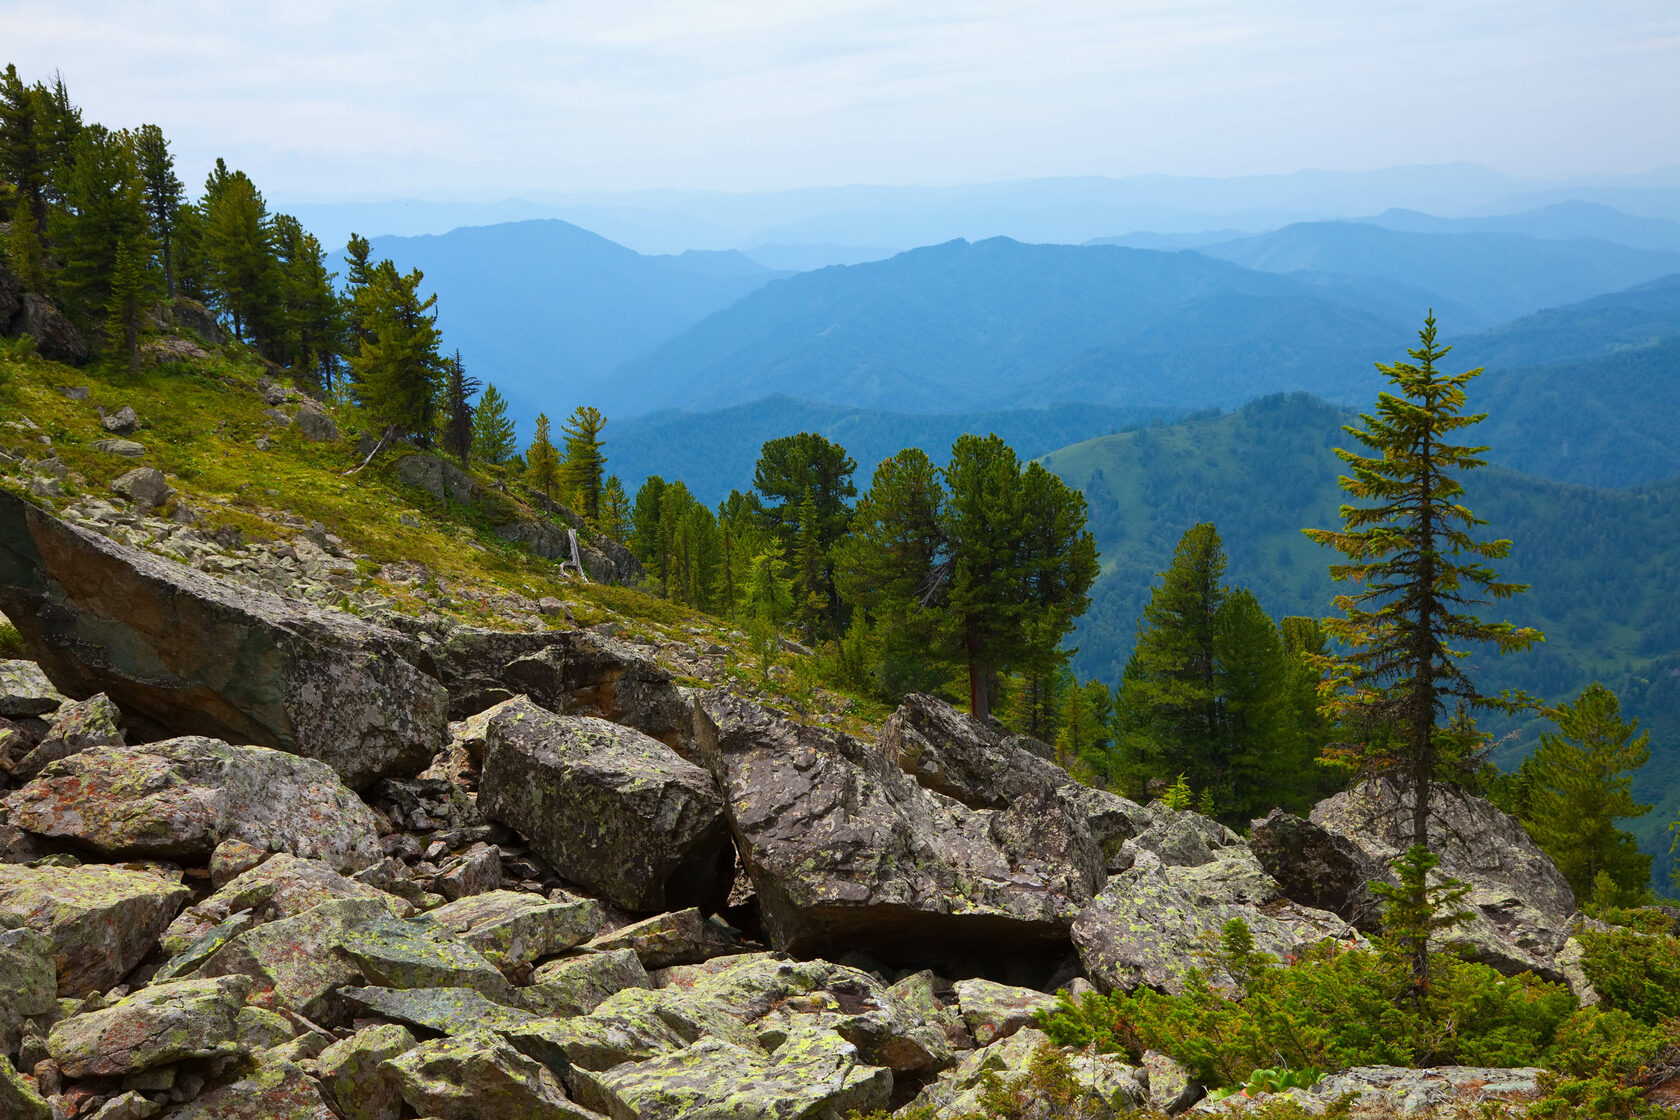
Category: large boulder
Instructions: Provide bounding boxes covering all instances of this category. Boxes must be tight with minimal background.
[46,975,250,1077]
[581,906,743,969]
[492,518,645,585]
[478,698,733,912]
[383,1030,594,1120]
[526,948,651,1016]
[692,691,1102,976]
[425,888,603,969]
[5,737,384,871]
[0,660,66,717]
[162,1052,337,1119]
[432,626,688,738]
[1249,808,1387,932]
[11,294,88,365]
[0,927,56,1055]
[395,451,474,504]
[0,490,447,789]
[0,863,190,996]
[315,1023,416,1120]
[160,853,412,955]
[1311,779,1577,975]
[11,691,123,781]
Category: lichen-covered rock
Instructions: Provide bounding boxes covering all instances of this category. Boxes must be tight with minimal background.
[0,863,190,996]
[479,699,733,912]
[335,914,515,1001]
[1190,1064,1545,1116]
[503,984,759,1076]
[46,975,250,1077]
[692,691,1100,973]
[0,660,65,717]
[340,985,537,1036]
[190,897,375,1020]
[162,1051,336,1119]
[1249,808,1387,932]
[395,451,474,504]
[432,627,684,737]
[434,842,501,900]
[5,737,383,872]
[0,1052,51,1120]
[526,948,651,1016]
[161,854,413,956]
[951,978,1058,1046]
[582,906,742,970]
[426,889,602,969]
[906,1027,1080,1117]
[208,839,272,889]
[13,691,126,781]
[587,1026,892,1120]
[0,489,446,790]
[12,294,89,365]
[1144,1049,1200,1114]
[316,1023,415,1120]
[1311,779,1576,975]
[85,1090,160,1119]
[1072,853,1355,994]
[887,970,971,1051]
[110,466,171,509]
[0,926,56,1055]
[235,1005,296,1050]
[383,1029,594,1120]
[878,692,1076,810]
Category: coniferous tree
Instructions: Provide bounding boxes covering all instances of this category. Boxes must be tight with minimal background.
[469,383,518,465]
[51,123,150,326]
[134,124,182,296]
[341,233,377,364]
[525,412,561,501]
[350,262,443,441]
[6,202,47,292]
[600,475,631,542]
[631,476,668,588]
[104,234,153,374]
[441,351,480,468]
[270,214,343,388]
[560,406,607,521]
[752,432,857,635]
[1304,313,1542,986]
[202,168,276,341]
[0,65,55,232]
[1522,684,1652,903]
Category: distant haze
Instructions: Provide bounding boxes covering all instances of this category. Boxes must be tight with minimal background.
[9,0,1678,204]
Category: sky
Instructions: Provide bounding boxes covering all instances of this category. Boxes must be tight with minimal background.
[6,0,1679,199]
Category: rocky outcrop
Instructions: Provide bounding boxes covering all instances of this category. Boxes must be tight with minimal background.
[692,690,1102,976]
[395,451,474,504]
[46,975,250,1077]
[1248,807,1387,931]
[1311,778,1577,977]
[9,294,89,366]
[10,691,123,781]
[492,518,646,586]
[5,737,384,871]
[0,490,447,789]
[0,862,191,996]
[478,699,733,912]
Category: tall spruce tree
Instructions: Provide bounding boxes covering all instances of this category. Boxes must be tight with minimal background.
[441,351,480,468]
[470,383,517,465]
[600,475,631,541]
[525,412,561,501]
[1522,685,1652,904]
[104,235,153,374]
[1304,313,1541,986]
[270,214,343,388]
[202,168,276,341]
[51,123,150,326]
[752,433,857,636]
[134,124,182,297]
[350,262,443,441]
[560,406,607,521]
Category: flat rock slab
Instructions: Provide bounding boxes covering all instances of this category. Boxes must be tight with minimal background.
[478,698,732,912]
[315,1023,416,1120]
[162,853,412,956]
[0,660,66,716]
[47,975,250,1077]
[0,490,446,790]
[0,862,190,996]
[341,984,538,1036]
[384,1030,593,1120]
[5,737,384,871]
[426,888,602,968]
[527,948,650,1016]
[582,906,741,969]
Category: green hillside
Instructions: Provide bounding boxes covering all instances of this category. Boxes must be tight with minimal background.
[1044,392,1680,865]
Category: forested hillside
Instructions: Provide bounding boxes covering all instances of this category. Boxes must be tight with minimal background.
[1046,392,1680,864]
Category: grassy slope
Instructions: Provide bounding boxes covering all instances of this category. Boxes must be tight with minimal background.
[0,329,889,739]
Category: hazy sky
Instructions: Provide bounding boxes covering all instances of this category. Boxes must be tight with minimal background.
[8,0,1678,198]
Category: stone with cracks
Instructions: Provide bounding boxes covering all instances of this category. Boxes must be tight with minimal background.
[526,948,651,1016]
[340,985,537,1036]
[434,843,501,900]
[5,737,383,872]
[110,467,171,509]
[101,405,141,434]
[316,1023,415,1120]
[161,1052,336,1120]
[432,626,687,739]
[425,888,603,969]
[1311,779,1577,976]
[12,691,125,781]
[502,985,759,1077]
[1072,851,1355,994]
[0,489,446,790]
[12,294,89,366]
[161,854,413,956]
[0,1053,51,1120]
[384,1030,595,1120]
[1249,808,1387,932]
[691,691,1102,975]
[46,975,251,1077]
[587,1026,892,1120]
[0,863,190,996]
[478,699,733,912]
[395,452,474,504]
[581,907,742,969]
[887,970,971,1052]
[0,660,65,717]
[951,978,1058,1046]
[0,927,57,1055]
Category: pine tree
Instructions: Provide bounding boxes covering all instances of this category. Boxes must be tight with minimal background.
[270,214,344,388]
[50,124,151,326]
[134,124,182,297]
[104,235,153,374]
[559,406,607,521]
[350,262,444,441]
[1304,313,1542,986]
[441,351,480,468]
[470,383,518,465]
[6,202,47,292]
[752,432,857,636]
[600,475,631,541]
[1522,684,1653,904]
[793,487,828,638]
[525,412,561,501]
[0,65,54,233]
[202,168,277,342]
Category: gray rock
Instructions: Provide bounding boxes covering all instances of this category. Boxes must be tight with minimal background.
[952,978,1058,1046]
[161,1051,336,1119]
[6,737,384,871]
[295,405,339,443]
[478,699,733,912]
[582,907,742,969]
[878,691,1076,810]
[339,985,536,1036]
[383,1029,592,1120]
[1144,1049,1201,1114]
[46,975,250,1077]
[434,842,501,900]
[426,888,603,969]
[526,948,650,1016]
[0,1052,51,1120]
[492,518,646,585]
[12,294,88,366]
[0,261,19,334]
[12,691,124,781]
[110,467,171,510]
[396,451,474,504]
[692,690,1101,975]
[160,853,412,955]
[315,1023,416,1120]
[0,862,190,996]
[0,660,66,717]
[92,438,146,457]
[1249,807,1387,931]
[101,405,140,434]
[0,927,57,1055]
[1192,1065,1545,1116]
[0,489,447,790]
[169,298,225,343]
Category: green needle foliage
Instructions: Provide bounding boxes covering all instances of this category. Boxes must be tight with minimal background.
[560,405,607,522]
[470,382,518,466]
[525,412,561,501]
